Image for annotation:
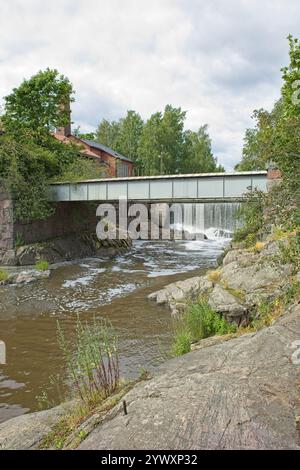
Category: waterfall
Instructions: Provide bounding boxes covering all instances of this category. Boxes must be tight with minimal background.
[172,202,241,239]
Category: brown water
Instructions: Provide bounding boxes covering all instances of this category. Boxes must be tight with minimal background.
[0,236,229,424]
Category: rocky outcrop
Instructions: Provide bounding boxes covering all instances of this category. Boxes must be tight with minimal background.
[0,401,76,450]
[78,303,300,450]
[148,276,213,315]
[2,303,299,450]
[1,232,132,266]
[149,239,295,323]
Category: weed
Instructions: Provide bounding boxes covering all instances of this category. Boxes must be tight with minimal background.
[35,259,49,271]
[0,270,8,282]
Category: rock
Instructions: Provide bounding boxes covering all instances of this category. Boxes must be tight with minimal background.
[0,249,17,265]
[11,233,132,266]
[148,276,213,314]
[221,260,291,294]
[208,284,247,322]
[9,269,50,285]
[0,401,75,450]
[78,304,300,450]
[191,333,236,351]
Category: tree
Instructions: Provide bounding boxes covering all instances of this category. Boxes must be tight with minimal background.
[0,69,102,222]
[96,119,120,150]
[3,68,74,135]
[235,35,300,240]
[235,100,285,171]
[138,112,162,175]
[117,110,144,171]
[182,125,223,173]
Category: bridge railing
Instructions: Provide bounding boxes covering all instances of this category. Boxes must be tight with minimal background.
[49,171,267,202]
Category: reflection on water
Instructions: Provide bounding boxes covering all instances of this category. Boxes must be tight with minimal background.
[0,235,229,424]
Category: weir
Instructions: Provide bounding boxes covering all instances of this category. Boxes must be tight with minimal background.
[173,202,240,238]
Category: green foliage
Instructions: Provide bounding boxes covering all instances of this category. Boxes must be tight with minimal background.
[96,119,121,151]
[3,68,74,134]
[279,231,300,271]
[171,300,236,356]
[95,105,223,176]
[186,300,236,340]
[0,270,9,282]
[171,327,192,357]
[57,315,120,405]
[0,69,93,222]
[235,35,300,245]
[57,157,104,182]
[233,189,266,244]
[35,259,49,271]
[182,126,224,173]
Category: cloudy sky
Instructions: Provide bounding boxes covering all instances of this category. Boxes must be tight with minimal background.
[0,0,299,169]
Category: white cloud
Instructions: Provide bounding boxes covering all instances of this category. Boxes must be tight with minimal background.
[0,0,299,169]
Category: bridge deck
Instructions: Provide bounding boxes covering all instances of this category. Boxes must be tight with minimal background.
[49,171,267,202]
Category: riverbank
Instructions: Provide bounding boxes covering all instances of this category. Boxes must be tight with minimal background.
[0,233,299,449]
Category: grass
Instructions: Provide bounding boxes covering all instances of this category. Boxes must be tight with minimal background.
[38,380,135,450]
[171,299,236,356]
[35,259,49,271]
[57,315,120,406]
[0,269,8,282]
[207,269,222,283]
[37,315,125,449]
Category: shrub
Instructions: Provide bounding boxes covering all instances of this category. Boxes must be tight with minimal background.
[186,301,236,340]
[35,259,49,271]
[57,315,120,405]
[0,270,8,282]
[279,231,300,271]
[171,300,236,356]
[233,189,266,244]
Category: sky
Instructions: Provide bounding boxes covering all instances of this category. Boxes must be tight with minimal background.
[0,0,299,169]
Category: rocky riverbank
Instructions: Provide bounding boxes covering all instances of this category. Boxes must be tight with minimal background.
[0,235,299,449]
[1,232,132,266]
[148,237,295,324]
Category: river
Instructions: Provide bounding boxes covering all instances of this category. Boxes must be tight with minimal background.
[0,231,231,424]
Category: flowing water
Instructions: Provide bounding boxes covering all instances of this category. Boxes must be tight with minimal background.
[0,203,238,424]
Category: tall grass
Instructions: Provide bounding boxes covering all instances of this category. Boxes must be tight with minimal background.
[57,315,120,406]
[171,300,236,356]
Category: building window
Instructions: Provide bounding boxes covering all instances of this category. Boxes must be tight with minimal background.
[117,162,129,177]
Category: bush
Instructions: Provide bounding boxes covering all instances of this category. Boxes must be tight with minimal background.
[35,259,49,271]
[0,270,8,282]
[186,301,236,340]
[233,188,266,244]
[171,300,236,356]
[279,231,300,271]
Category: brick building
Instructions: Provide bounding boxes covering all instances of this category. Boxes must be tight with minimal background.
[54,109,134,178]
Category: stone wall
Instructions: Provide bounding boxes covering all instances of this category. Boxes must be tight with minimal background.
[15,202,99,245]
[0,185,14,261]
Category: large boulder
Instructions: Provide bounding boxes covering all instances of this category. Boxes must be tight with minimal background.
[208,284,247,323]
[79,304,300,450]
[0,401,75,450]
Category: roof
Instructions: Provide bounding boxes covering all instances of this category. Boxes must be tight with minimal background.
[82,139,133,163]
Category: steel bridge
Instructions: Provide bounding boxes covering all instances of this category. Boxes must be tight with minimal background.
[49,171,267,203]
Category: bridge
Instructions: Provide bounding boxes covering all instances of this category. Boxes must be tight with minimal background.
[49,171,267,203]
